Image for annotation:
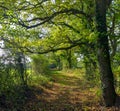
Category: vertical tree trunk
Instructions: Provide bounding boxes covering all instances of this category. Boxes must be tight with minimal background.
[17,53,26,87]
[67,49,72,69]
[95,0,116,106]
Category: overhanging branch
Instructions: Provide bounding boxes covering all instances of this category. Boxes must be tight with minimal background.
[19,8,91,29]
[24,41,85,54]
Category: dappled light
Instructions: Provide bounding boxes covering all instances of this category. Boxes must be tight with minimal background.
[14,70,103,110]
[0,0,120,110]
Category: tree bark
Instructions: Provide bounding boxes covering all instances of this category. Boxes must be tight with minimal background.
[66,49,72,69]
[95,0,116,106]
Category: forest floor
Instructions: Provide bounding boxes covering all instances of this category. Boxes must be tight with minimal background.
[22,70,119,111]
[1,70,120,111]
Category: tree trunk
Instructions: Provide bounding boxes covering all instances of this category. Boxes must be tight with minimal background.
[66,49,72,69]
[17,53,26,87]
[95,0,116,106]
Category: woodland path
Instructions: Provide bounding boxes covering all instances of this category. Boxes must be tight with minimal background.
[23,70,119,111]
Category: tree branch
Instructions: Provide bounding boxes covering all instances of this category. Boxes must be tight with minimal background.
[51,21,80,34]
[1,36,88,55]
[18,8,90,29]
[24,41,86,54]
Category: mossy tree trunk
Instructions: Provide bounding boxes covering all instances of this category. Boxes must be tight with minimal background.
[95,0,116,106]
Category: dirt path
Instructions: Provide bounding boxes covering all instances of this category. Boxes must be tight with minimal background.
[23,70,119,111]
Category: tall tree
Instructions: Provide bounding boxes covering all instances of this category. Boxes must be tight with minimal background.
[95,0,116,106]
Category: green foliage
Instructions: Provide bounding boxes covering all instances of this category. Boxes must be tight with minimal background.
[0,0,119,109]
[0,62,27,109]
[31,54,50,75]
[29,74,51,87]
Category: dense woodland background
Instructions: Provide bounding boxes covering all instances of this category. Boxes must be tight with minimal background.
[0,0,120,110]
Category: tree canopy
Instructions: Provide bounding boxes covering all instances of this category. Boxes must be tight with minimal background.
[0,0,120,108]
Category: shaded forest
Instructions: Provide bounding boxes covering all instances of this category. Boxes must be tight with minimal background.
[0,0,120,110]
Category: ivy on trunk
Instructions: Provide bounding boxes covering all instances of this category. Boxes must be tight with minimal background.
[95,0,116,106]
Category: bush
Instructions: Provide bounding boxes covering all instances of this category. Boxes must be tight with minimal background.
[31,54,50,75]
